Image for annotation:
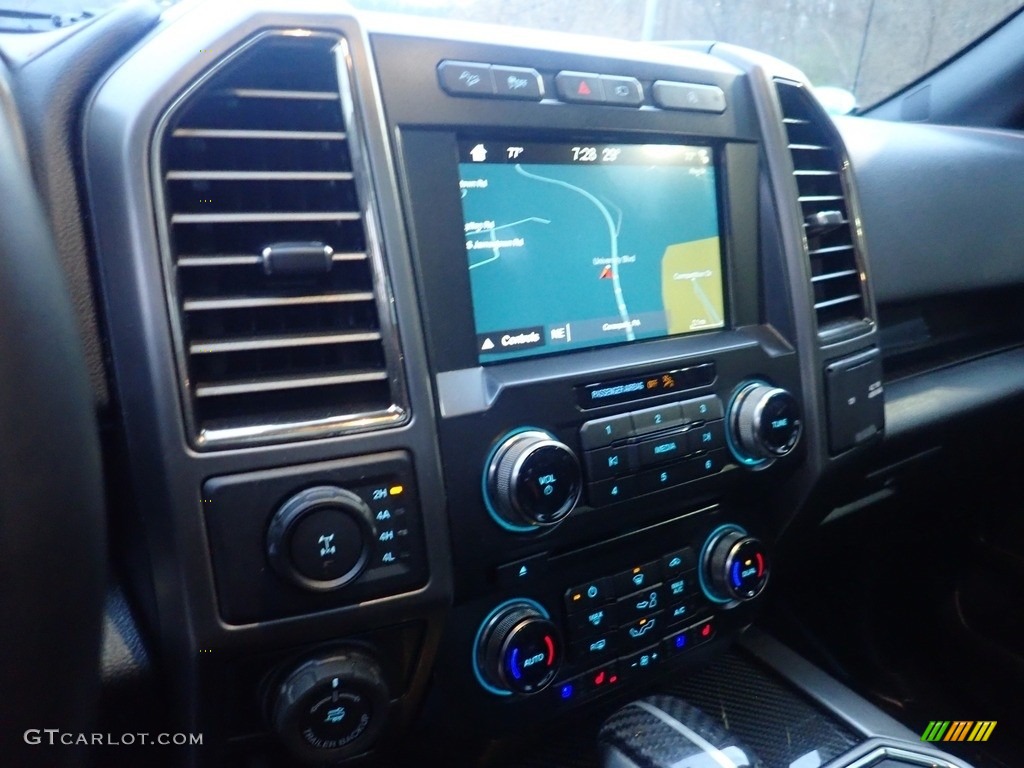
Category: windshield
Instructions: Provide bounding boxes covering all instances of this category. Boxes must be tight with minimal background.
[349,0,1024,110]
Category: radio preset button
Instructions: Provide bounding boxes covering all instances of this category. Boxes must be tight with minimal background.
[579,414,633,450]
[637,462,688,494]
[687,449,729,481]
[682,395,724,424]
[587,476,637,507]
[631,403,683,435]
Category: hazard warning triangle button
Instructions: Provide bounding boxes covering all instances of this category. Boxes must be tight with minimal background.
[555,71,603,103]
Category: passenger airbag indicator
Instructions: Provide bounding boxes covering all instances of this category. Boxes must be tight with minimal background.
[576,363,714,409]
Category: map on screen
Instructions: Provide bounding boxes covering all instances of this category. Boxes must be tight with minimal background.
[458,141,725,363]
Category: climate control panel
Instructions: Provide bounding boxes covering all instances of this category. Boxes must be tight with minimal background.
[470,522,769,706]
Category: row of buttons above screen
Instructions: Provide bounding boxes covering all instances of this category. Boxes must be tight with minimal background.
[437,60,727,113]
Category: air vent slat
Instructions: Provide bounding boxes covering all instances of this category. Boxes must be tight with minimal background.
[776,79,869,340]
[157,34,403,447]
[166,170,354,181]
[172,128,347,141]
[183,292,375,311]
[190,331,383,354]
[226,88,338,100]
[811,269,858,283]
[171,212,361,224]
[195,371,388,398]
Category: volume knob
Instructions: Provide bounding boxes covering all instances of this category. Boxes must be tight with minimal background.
[485,430,582,530]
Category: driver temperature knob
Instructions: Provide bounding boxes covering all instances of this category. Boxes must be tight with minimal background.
[727,383,802,465]
[475,601,562,695]
[702,528,769,603]
[485,429,582,530]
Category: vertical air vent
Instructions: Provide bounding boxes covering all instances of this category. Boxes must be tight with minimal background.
[156,33,406,448]
[775,79,870,341]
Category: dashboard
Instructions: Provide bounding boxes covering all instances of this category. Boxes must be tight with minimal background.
[78,3,888,764]
[20,1,1024,766]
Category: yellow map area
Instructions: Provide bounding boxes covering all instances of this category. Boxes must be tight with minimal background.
[661,236,725,334]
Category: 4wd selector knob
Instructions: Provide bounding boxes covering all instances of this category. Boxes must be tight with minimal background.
[475,600,562,695]
[727,383,802,465]
[702,527,770,603]
[485,430,582,530]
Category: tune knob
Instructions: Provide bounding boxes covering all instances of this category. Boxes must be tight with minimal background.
[474,600,563,696]
[267,486,376,591]
[701,526,770,604]
[268,649,390,763]
[485,429,582,531]
[727,382,802,465]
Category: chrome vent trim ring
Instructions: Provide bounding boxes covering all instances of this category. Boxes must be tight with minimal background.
[151,30,408,449]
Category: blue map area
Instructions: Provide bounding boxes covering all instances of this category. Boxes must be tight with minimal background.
[459,159,722,362]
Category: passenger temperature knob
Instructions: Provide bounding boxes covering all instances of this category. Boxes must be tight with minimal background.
[475,601,562,695]
[485,430,582,530]
[727,383,802,465]
[702,527,769,603]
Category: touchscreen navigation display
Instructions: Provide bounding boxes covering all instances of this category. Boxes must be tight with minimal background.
[458,140,726,364]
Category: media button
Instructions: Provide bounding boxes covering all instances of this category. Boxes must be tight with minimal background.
[635,431,689,467]
[492,65,544,100]
[438,60,495,97]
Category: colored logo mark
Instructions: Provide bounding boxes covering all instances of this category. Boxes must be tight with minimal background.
[921,721,996,742]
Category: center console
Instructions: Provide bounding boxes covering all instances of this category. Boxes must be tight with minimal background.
[380,31,810,731]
